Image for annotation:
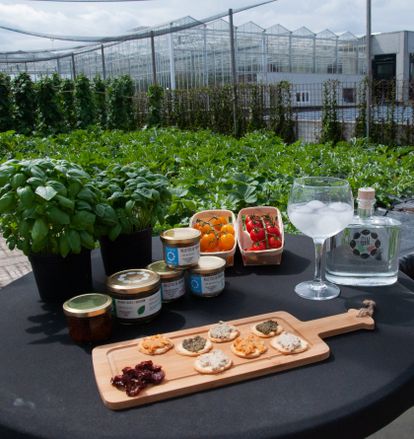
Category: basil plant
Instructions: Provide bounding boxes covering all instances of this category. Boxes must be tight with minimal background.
[96,164,172,240]
[0,158,118,257]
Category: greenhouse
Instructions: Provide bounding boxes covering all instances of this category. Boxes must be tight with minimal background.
[0,15,365,91]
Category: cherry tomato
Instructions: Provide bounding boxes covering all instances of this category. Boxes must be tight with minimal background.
[221,224,235,235]
[266,224,281,238]
[219,233,235,251]
[248,241,266,251]
[200,222,212,234]
[200,232,217,252]
[210,216,227,231]
[268,236,282,249]
[250,227,265,242]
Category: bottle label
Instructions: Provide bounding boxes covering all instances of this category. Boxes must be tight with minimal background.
[190,272,224,296]
[349,229,381,258]
[161,277,185,301]
[113,290,162,320]
[164,244,199,267]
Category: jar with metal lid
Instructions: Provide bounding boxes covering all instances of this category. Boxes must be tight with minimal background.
[189,256,226,297]
[106,269,162,324]
[63,293,113,343]
[160,228,201,269]
[147,260,186,302]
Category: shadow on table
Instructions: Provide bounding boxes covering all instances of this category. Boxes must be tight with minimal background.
[226,249,311,278]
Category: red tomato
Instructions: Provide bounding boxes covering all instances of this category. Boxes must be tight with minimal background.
[250,227,265,242]
[266,224,281,238]
[249,241,266,251]
[268,236,282,249]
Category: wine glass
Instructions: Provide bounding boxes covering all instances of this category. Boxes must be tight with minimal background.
[287,177,354,300]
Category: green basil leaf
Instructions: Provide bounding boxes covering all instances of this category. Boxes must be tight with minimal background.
[31,218,48,242]
[72,211,96,228]
[68,230,81,253]
[11,173,26,189]
[47,206,70,225]
[79,231,95,249]
[56,195,75,211]
[35,185,58,201]
[17,186,35,207]
[0,193,14,213]
[108,223,122,241]
[59,234,71,257]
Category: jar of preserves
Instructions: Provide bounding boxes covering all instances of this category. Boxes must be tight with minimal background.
[160,228,201,269]
[62,293,113,344]
[189,256,226,297]
[106,269,161,324]
[147,260,186,302]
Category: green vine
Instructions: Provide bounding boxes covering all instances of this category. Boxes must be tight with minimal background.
[12,73,36,135]
[321,79,343,144]
[74,74,96,129]
[0,73,12,132]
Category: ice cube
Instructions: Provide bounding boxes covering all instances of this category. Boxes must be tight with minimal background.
[329,202,349,212]
[306,200,326,210]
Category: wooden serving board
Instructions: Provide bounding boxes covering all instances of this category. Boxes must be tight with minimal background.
[92,309,374,410]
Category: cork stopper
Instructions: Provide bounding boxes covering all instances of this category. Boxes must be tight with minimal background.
[357,187,375,201]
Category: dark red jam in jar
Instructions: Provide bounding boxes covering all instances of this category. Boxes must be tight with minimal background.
[63,293,113,343]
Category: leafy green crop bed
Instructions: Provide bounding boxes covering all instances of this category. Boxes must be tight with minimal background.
[1,128,413,232]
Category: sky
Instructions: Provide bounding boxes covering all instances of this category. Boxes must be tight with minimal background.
[0,0,413,53]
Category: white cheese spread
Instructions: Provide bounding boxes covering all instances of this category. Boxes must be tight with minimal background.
[210,321,233,339]
[198,350,230,371]
[277,332,303,352]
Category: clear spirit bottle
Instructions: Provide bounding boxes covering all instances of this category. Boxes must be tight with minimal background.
[325,187,401,286]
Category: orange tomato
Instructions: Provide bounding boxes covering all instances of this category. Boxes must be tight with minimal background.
[218,233,235,251]
[210,216,228,231]
[200,232,218,252]
[221,224,235,235]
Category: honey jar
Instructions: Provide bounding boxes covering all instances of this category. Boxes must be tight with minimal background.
[106,269,161,324]
[63,293,113,343]
[160,228,201,269]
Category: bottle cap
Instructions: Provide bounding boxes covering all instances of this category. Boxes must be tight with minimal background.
[357,187,375,201]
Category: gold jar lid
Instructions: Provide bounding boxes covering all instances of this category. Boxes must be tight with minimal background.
[63,293,112,318]
[191,256,226,275]
[160,227,201,245]
[106,269,160,295]
[147,260,183,280]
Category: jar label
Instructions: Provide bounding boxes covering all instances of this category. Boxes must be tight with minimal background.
[349,229,381,259]
[162,277,186,301]
[190,272,224,296]
[113,289,162,320]
[164,244,199,267]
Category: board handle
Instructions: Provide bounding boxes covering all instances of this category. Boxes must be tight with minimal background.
[297,308,375,339]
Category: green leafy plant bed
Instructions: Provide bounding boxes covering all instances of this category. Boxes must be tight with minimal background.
[0,129,413,235]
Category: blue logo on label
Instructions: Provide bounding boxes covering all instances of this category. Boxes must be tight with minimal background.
[165,246,178,265]
[190,275,202,295]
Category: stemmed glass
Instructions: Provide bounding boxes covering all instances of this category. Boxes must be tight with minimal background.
[287,177,354,300]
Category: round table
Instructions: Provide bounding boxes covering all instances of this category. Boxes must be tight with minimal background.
[1,235,414,439]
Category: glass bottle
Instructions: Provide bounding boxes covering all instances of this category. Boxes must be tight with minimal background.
[325,187,401,286]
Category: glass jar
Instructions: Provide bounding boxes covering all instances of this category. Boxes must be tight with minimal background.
[160,228,201,269]
[62,293,113,344]
[147,260,186,302]
[106,269,162,324]
[189,256,226,297]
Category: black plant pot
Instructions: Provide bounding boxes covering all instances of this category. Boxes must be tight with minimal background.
[99,228,152,276]
[29,249,93,303]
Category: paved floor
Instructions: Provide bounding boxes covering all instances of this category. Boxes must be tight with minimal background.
[0,218,413,438]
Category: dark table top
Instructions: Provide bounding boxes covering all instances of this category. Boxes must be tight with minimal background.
[1,234,414,439]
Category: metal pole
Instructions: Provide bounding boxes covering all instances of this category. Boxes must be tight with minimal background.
[229,9,238,136]
[71,53,76,79]
[366,0,372,139]
[100,45,106,80]
[168,24,176,90]
[150,31,157,85]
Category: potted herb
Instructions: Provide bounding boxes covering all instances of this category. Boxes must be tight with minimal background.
[96,164,172,275]
[0,158,115,302]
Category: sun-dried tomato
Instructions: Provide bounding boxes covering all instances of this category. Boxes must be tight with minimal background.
[111,360,165,397]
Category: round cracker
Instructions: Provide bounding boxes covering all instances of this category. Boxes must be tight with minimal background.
[207,323,239,343]
[175,337,213,357]
[270,332,308,355]
[194,351,233,374]
[251,321,283,338]
[230,342,267,359]
[138,335,174,355]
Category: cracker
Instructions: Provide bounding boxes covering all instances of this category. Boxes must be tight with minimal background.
[175,336,213,357]
[251,320,283,338]
[270,331,308,354]
[138,334,174,355]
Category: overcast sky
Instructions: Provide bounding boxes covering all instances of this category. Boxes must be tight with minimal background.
[0,0,413,52]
